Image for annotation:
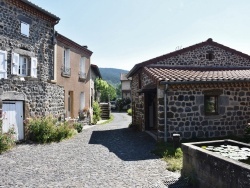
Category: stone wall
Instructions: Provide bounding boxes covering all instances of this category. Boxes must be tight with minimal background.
[0,0,56,81]
[165,85,250,141]
[0,79,64,118]
[182,140,250,188]
[155,45,250,67]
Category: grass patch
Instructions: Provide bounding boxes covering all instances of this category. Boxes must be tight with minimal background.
[99,114,114,125]
[152,142,183,172]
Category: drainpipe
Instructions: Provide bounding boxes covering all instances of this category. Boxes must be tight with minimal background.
[164,84,168,142]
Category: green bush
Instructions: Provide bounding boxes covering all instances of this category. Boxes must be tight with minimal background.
[0,120,16,154]
[26,116,76,143]
[73,123,83,133]
[127,108,132,116]
[92,101,101,124]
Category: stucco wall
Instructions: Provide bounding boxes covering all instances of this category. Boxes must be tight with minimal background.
[56,41,91,118]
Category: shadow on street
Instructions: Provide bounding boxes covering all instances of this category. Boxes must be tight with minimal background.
[89,127,159,161]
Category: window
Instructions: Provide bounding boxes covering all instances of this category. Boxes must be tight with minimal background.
[21,22,29,37]
[62,48,70,76]
[80,92,85,110]
[12,53,37,78]
[206,52,215,61]
[0,50,7,79]
[79,57,86,79]
[204,95,218,115]
[19,56,28,76]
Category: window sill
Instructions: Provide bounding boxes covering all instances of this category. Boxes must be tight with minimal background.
[79,77,86,82]
[61,73,71,78]
[204,115,221,119]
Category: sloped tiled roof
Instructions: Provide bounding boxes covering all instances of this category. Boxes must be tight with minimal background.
[127,38,250,78]
[144,66,250,84]
[57,33,93,56]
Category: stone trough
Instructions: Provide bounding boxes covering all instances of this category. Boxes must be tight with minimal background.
[182,140,250,188]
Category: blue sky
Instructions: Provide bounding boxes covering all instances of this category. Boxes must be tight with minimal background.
[31,0,250,71]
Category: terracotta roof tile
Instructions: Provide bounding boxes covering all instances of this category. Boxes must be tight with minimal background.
[144,67,250,84]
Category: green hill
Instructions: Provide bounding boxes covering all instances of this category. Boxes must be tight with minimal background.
[99,68,128,86]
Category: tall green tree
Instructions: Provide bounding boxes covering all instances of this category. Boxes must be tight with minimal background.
[95,78,117,102]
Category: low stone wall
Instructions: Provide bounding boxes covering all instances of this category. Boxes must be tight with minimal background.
[182,140,250,188]
[0,79,64,118]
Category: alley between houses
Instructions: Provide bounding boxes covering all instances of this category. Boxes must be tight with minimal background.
[0,113,179,188]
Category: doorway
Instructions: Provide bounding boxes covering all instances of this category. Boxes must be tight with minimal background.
[2,101,24,140]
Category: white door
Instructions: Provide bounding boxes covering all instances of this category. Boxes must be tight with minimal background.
[2,101,24,140]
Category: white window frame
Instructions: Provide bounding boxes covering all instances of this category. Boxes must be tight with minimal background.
[0,50,7,79]
[19,56,28,76]
[80,57,86,79]
[11,53,37,78]
[80,92,85,110]
[64,48,70,69]
[21,22,29,37]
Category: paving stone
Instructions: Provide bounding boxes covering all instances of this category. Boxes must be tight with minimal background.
[0,113,179,187]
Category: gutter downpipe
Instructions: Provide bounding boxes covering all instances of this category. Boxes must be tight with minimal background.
[164,84,168,142]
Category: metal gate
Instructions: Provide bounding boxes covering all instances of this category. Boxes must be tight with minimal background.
[2,101,24,140]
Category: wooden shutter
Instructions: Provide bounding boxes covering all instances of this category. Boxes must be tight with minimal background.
[0,50,7,79]
[12,53,19,75]
[31,57,37,78]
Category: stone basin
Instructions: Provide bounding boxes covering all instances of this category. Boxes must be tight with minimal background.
[182,139,250,188]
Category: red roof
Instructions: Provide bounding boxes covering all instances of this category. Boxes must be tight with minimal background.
[144,66,250,84]
[127,38,250,78]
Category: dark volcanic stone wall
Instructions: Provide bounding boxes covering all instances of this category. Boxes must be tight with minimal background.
[165,86,250,140]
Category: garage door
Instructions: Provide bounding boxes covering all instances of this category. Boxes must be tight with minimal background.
[2,101,24,140]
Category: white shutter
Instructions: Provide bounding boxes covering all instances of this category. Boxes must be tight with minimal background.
[80,92,85,110]
[12,52,19,75]
[31,57,37,78]
[66,49,70,68]
[80,57,85,73]
[0,50,7,79]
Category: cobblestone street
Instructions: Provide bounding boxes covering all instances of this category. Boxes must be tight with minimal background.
[0,113,180,188]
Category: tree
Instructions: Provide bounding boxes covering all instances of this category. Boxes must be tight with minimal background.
[95,78,117,102]
[116,83,122,99]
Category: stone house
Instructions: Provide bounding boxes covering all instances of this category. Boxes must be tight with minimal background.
[120,73,132,100]
[127,38,250,142]
[0,0,64,140]
[54,33,93,119]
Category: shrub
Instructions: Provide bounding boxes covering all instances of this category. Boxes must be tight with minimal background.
[26,116,76,143]
[0,120,16,154]
[152,142,183,172]
[116,98,131,111]
[92,101,101,124]
[127,108,132,116]
[73,123,83,133]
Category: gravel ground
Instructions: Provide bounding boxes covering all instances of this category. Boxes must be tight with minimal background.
[0,113,180,188]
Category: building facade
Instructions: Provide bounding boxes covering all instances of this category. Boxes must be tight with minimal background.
[54,33,93,119]
[120,73,131,100]
[127,39,250,142]
[0,0,64,140]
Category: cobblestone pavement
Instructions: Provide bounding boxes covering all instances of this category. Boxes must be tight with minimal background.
[0,113,180,188]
